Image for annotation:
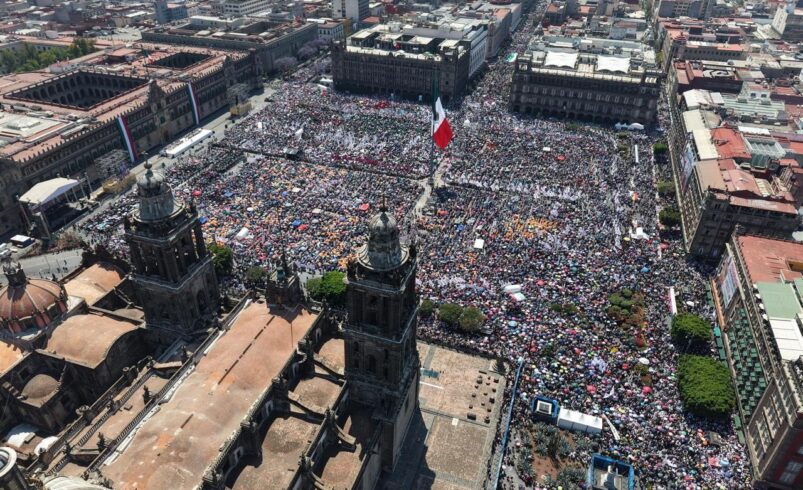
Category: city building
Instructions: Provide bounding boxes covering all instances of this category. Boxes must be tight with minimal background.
[333,0,369,26]
[509,37,660,123]
[123,161,219,340]
[772,3,803,42]
[0,43,259,237]
[141,19,318,73]
[668,60,744,96]
[331,23,471,102]
[154,0,197,25]
[712,234,803,489]
[679,155,798,258]
[401,22,488,78]
[222,0,271,17]
[655,0,713,18]
[309,18,346,41]
[28,202,506,489]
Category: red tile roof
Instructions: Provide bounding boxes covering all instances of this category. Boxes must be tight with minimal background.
[737,235,803,284]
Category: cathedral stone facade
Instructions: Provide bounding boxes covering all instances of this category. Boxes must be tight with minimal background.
[344,201,421,472]
[124,162,219,337]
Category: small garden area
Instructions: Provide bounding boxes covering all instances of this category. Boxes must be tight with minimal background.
[420,299,487,333]
[514,422,590,488]
[606,288,649,350]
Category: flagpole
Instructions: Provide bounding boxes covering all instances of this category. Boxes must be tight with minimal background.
[429,73,439,188]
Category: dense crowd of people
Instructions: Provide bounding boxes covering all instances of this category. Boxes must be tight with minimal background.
[222,86,433,178]
[68,5,753,489]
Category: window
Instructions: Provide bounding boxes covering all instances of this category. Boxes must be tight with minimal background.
[780,461,802,484]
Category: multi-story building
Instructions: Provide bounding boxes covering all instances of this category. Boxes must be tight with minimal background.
[509,37,660,123]
[655,0,711,18]
[331,23,471,102]
[0,45,259,237]
[668,60,744,96]
[154,0,197,25]
[310,18,347,41]
[142,19,317,73]
[712,234,803,489]
[332,0,369,26]
[772,4,803,42]
[680,155,798,259]
[402,22,487,79]
[221,0,271,17]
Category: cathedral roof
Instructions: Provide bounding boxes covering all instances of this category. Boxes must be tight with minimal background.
[45,313,139,368]
[0,264,65,324]
[21,373,58,402]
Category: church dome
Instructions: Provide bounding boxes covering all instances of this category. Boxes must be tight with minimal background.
[21,373,58,401]
[136,162,166,197]
[135,162,180,222]
[0,264,66,333]
[357,200,407,271]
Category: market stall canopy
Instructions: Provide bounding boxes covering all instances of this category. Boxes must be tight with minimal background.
[19,178,80,207]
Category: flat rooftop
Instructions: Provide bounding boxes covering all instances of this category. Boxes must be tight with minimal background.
[63,262,125,305]
[382,343,506,489]
[230,336,345,490]
[100,304,316,490]
[737,235,803,284]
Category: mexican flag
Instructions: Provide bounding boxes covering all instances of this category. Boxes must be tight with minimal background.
[432,97,453,150]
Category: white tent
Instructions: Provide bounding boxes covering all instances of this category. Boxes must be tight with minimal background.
[557,408,603,434]
[19,178,80,207]
[473,238,485,249]
[503,284,522,294]
[235,227,251,240]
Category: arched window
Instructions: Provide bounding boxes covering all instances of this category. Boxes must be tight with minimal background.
[368,355,376,374]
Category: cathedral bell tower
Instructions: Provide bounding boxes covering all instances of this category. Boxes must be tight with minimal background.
[124,162,219,337]
[344,200,420,472]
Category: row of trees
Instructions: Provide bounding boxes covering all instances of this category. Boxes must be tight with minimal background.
[672,312,736,419]
[0,39,95,74]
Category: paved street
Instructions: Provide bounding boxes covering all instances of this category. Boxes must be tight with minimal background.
[0,249,83,285]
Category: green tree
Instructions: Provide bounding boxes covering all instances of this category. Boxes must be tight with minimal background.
[437,303,463,327]
[555,467,586,488]
[318,271,346,306]
[209,243,234,276]
[677,355,735,419]
[245,266,267,284]
[459,306,486,332]
[419,298,435,317]
[671,313,712,350]
[306,277,322,298]
[659,208,681,228]
[657,180,675,197]
[653,142,669,154]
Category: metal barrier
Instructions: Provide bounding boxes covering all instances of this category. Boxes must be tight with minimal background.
[490,357,524,490]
